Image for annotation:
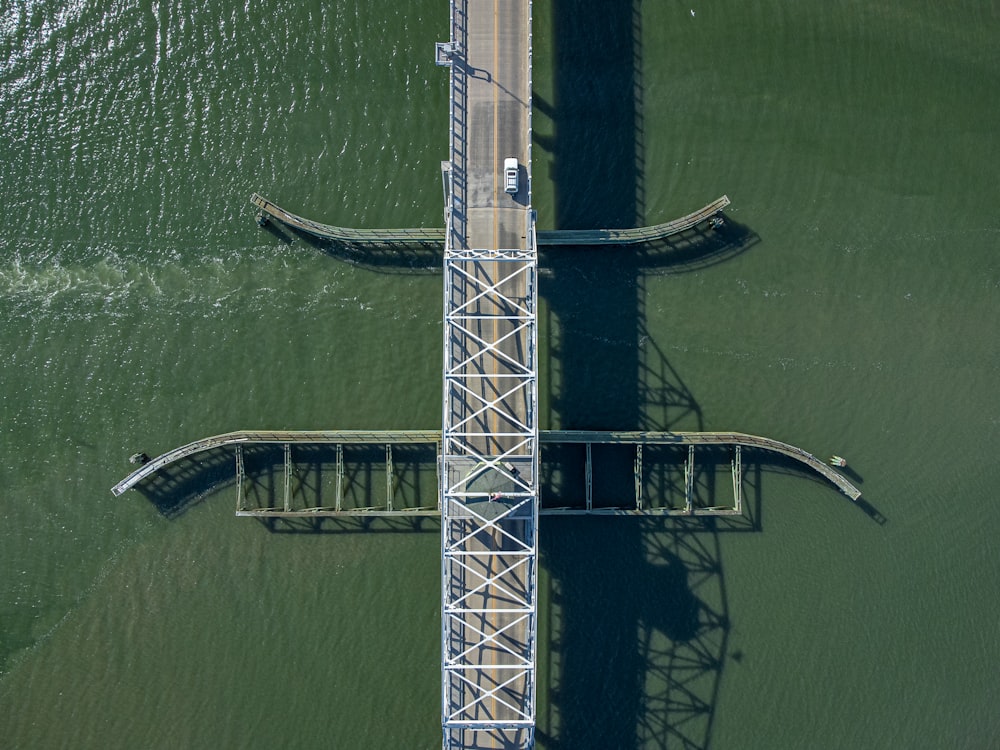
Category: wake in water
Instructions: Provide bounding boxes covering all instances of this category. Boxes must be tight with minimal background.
[0,238,360,322]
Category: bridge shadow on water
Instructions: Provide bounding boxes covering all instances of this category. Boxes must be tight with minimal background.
[537,514,749,750]
[534,0,755,747]
[532,1,882,744]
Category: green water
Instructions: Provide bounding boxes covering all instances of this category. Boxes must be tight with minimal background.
[1,1,998,747]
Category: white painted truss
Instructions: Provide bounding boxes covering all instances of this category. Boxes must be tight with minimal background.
[441,232,539,749]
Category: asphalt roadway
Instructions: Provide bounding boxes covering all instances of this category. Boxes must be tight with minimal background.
[444,0,536,746]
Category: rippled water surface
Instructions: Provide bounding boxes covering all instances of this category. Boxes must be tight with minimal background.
[1,1,998,748]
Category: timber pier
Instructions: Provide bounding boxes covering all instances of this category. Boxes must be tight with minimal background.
[251,192,731,248]
[251,194,445,246]
[113,429,861,512]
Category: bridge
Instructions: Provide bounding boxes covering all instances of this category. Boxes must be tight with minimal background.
[438,0,537,746]
[113,1,863,747]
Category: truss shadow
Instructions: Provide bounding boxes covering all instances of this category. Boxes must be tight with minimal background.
[283,223,445,274]
[133,442,443,530]
[533,0,765,745]
[538,512,748,750]
[255,515,441,534]
[133,446,236,518]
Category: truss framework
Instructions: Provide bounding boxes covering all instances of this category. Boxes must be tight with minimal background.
[442,236,538,748]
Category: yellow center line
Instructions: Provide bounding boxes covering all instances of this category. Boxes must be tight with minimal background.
[493,0,499,255]
[491,0,500,448]
[490,3,499,745]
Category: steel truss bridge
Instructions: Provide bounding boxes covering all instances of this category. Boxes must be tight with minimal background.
[114,1,862,748]
[113,427,859,748]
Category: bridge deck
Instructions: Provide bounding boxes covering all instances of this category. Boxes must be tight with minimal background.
[441,0,537,746]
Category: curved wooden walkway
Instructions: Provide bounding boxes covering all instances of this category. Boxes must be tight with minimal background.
[251,193,730,248]
[110,430,440,497]
[547,430,862,501]
[112,427,859,502]
[538,195,731,246]
[251,194,444,245]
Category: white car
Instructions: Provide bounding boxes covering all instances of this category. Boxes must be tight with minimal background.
[504,157,519,194]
